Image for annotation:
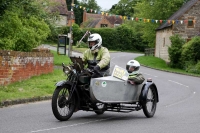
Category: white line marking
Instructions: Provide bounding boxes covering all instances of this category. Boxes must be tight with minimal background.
[166,92,196,107]
[31,117,113,133]
[141,72,158,78]
[168,80,189,88]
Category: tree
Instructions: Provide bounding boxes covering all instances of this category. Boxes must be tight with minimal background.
[0,0,51,51]
[109,0,139,16]
[168,34,185,68]
[134,0,190,47]
[79,0,101,10]
[66,0,101,26]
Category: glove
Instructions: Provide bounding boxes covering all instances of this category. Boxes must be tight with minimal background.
[93,65,100,73]
[128,80,135,85]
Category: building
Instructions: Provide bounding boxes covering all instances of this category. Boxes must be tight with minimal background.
[82,11,123,28]
[49,0,69,26]
[155,0,200,62]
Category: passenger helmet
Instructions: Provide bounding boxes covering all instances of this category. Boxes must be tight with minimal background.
[87,33,102,51]
[126,60,140,74]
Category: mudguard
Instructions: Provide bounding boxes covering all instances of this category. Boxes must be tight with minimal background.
[139,82,159,104]
[55,80,72,87]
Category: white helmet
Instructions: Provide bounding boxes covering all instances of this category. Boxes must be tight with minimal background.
[126,60,140,74]
[87,33,102,51]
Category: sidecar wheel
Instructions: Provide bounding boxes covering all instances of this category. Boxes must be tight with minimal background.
[52,86,76,121]
[142,86,157,118]
[93,103,106,115]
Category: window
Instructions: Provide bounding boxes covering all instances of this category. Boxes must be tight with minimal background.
[187,17,194,28]
[163,38,165,47]
[101,24,108,27]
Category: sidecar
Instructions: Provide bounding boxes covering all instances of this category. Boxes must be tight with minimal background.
[89,65,159,118]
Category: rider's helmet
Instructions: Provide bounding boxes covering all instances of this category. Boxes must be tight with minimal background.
[87,33,102,51]
[126,60,140,75]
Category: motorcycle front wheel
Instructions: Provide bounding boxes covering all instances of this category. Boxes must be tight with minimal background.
[52,85,76,121]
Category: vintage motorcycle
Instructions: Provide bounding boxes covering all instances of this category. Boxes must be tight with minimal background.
[51,56,159,121]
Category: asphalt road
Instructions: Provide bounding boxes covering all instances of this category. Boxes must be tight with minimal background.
[0,49,200,133]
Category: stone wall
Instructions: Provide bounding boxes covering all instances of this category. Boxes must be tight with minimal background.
[155,0,200,62]
[0,50,54,86]
[155,27,173,62]
[173,0,200,39]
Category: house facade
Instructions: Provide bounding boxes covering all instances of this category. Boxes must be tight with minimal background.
[50,0,69,26]
[82,11,123,28]
[155,0,200,62]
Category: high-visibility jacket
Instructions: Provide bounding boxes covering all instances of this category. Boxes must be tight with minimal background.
[128,73,145,84]
[82,46,110,71]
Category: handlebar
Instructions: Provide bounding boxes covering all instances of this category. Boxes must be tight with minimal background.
[86,68,103,77]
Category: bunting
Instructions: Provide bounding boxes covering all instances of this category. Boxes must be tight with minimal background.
[70,4,196,25]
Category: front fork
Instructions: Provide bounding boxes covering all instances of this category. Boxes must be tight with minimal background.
[55,80,79,104]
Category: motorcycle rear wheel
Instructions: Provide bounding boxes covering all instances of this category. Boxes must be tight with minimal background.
[142,86,157,118]
[52,86,76,121]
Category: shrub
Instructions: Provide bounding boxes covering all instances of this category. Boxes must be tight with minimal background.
[168,34,185,68]
[181,36,200,71]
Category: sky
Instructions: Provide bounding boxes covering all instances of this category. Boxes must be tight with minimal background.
[96,0,120,10]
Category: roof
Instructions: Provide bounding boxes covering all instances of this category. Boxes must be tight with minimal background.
[50,0,68,15]
[85,12,122,27]
[105,16,122,25]
[87,18,102,28]
[156,0,199,31]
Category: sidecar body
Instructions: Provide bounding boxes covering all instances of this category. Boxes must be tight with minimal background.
[90,76,143,103]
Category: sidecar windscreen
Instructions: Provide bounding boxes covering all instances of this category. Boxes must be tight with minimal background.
[70,56,84,70]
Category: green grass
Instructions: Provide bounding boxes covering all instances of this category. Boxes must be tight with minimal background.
[51,50,71,66]
[135,56,200,77]
[0,69,65,102]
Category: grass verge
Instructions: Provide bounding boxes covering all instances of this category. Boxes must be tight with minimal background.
[135,56,200,77]
[0,69,65,104]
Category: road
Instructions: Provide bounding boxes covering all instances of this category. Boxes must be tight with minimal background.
[0,50,200,133]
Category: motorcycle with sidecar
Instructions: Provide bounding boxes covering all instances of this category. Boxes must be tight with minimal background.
[51,56,159,121]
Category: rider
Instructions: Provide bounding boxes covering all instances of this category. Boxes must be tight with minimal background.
[126,60,145,84]
[82,33,111,78]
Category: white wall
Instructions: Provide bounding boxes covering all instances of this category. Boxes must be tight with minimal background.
[155,27,173,62]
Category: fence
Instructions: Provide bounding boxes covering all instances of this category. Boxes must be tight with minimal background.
[145,48,155,56]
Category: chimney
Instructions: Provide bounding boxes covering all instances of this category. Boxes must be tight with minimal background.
[83,10,87,22]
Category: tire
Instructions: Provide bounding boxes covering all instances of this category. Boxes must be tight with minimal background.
[142,86,157,118]
[51,86,76,121]
[93,103,106,115]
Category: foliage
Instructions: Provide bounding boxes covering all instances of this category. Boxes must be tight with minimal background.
[66,0,101,26]
[134,0,190,47]
[79,0,101,10]
[109,0,139,16]
[0,0,54,51]
[135,55,200,77]
[66,0,83,26]
[0,8,50,51]
[59,23,145,52]
[181,36,200,72]
[168,34,185,68]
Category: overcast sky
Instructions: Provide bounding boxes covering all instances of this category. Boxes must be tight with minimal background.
[96,0,120,10]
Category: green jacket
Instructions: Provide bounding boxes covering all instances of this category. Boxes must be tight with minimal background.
[82,46,110,70]
[128,73,145,84]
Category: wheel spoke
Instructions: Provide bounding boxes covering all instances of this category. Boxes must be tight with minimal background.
[146,88,155,112]
[57,88,72,116]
